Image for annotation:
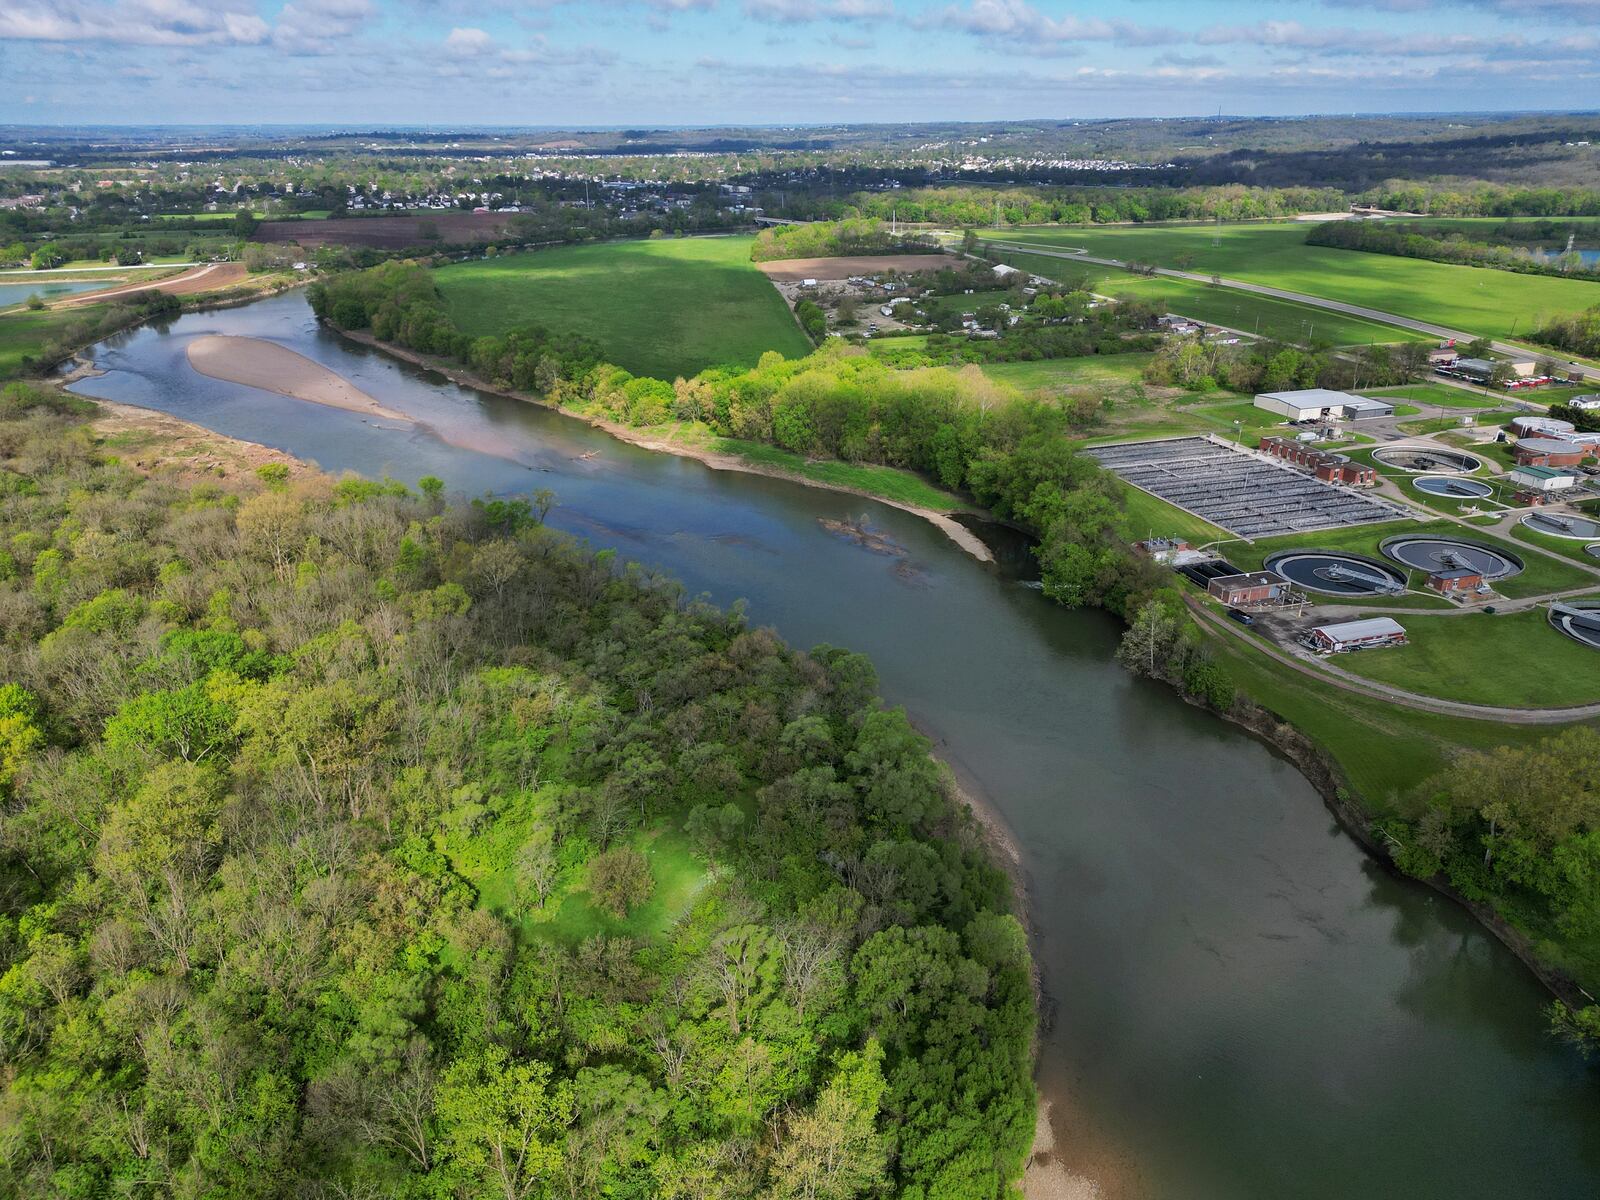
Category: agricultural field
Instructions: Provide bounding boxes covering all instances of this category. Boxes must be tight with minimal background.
[981,222,1600,341]
[435,236,811,379]
[1334,609,1600,708]
[986,244,1424,346]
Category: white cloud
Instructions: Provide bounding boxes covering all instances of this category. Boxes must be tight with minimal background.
[274,0,377,54]
[0,0,270,47]
[919,0,1175,47]
[442,25,495,54]
[743,0,890,22]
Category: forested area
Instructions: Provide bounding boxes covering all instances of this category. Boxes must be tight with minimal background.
[1534,305,1600,360]
[790,182,1600,231]
[0,382,1035,1197]
[1384,730,1600,1047]
[749,220,940,263]
[1306,220,1600,280]
[1140,334,1433,396]
[824,185,1347,228]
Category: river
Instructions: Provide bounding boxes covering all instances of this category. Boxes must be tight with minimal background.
[68,292,1600,1198]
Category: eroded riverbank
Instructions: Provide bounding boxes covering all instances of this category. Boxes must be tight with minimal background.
[336,327,994,563]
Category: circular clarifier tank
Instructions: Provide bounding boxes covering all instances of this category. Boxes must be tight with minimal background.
[1381,535,1523,580]
[1521,512,1600,540]
[1372,446,1482,474]
[1549,601,1600,651]
[1414,475,1494,500]
[1263,550,1408,596]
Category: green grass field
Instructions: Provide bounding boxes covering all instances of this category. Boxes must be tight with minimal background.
[435,236,811,380]
[1333,609,1600,707]
[1203,623,1580,808]
[1112,478,1229,544]
[0,305,107,378]
[712,437,963,511]
[987,244,1423,347]
[1365,383,1503,410]
[977,352,1152,392]
[983,222,1600,342]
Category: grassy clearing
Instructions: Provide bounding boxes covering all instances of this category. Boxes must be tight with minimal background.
[1090,271,1420,347]
[984,222,1600,341]
[867,334,931,353]
[435,236,811,380]
[1203,625,1581,808]
[0,305,108,378]
[977,352,1152,392]
[1365,383,1502,409]
[1110,477,1230,544]
[1510,518,1600,565]
[543,828,710,945]
[1333,609,1600,707]
[711,437,964,511]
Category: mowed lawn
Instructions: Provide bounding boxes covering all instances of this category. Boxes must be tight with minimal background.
[435,236,811,380]
[1334,609,1600,708]
[978,352,1152,391]
[982,223,1600,341]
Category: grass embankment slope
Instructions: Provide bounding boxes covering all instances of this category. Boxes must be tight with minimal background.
[0,304,110,378]
[1335,609,1600,708]
[981,222,1600,341]
[435,236,811,380]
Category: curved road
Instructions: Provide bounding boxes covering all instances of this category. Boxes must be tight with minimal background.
[984,240,1600,384]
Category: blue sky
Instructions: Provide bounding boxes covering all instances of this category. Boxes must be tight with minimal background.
[1,0,1597,126]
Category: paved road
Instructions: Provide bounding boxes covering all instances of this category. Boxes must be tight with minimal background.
[985,240,1600,384]
[0,263,197,276]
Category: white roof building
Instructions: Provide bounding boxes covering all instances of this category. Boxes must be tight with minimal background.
[1255,389,1396,421]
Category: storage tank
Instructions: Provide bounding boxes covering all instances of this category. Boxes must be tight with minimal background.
[1510,415,1576,438]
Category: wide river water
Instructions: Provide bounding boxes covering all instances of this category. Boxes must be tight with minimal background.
[70,293,1600,1197]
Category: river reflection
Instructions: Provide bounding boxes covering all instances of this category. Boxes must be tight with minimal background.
[69,291,1600,1199]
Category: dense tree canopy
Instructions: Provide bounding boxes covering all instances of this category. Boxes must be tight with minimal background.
[0,383,1035,1198]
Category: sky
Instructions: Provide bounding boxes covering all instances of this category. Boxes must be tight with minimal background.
[1,0,1598,127]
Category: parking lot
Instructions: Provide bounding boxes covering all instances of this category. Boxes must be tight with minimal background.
[1088,436,1411,539]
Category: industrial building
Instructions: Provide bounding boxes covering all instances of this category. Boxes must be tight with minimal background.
[1257,436,1377,485]
[1512,438,1590,468]
[1254,389,1396,422]
[1207,571,1292,608]
[1510,415,1576,439]
[1508,464,1579,492]
[1571,395,1600,411]
[1305,617,1408,653]
[1452,357,1537,383]
[1426,568,1485,595]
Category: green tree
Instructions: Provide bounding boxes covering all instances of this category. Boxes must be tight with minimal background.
[436,1046,573,1200]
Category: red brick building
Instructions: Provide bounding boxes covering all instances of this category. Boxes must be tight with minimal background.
[1512,437,1589,468]
[1258,436,1376,485]
[1427,568,1484,594]
[1208,571,1291,607]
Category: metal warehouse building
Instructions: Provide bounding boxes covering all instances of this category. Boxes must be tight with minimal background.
[1254,389,1396,422]
[1306,617,1408,653]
